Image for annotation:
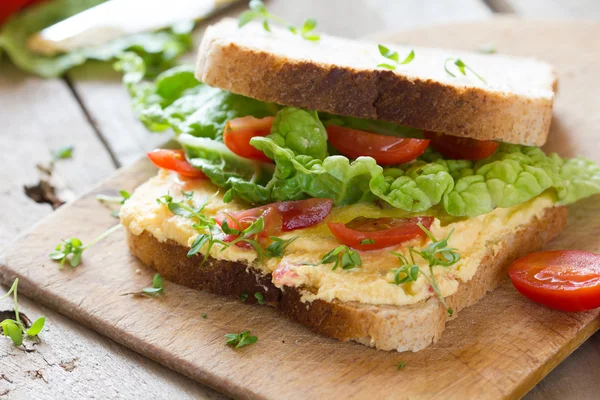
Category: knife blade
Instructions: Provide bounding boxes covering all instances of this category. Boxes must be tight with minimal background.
[27,0,241,56]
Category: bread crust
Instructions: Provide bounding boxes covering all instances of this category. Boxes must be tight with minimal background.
[195,20,556,146]
[126,206,567,352]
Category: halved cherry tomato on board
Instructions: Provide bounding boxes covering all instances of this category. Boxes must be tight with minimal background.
[223,116,275,162]
[216,198,334,248]
[147,149,206,179]
[327,125,430,165]
[328,216,434,251]
[424,131,498,160]
[508,250,600,312]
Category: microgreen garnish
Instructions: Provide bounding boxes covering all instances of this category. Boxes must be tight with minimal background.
[360,238,375,245]
[265,236,298,258]
[239,0,320,41]
[225,330,258,349]
[157,192,226,267]
[141,274,164,296]
[319,245,362,271]
[202,313,207,319]
[221,214,268,262]
[49,224,122,268]
[97,190,131,218]
[444,58,487,84]
[51,145,74,161]
[397,361,407,370]
[0,279,46,347]
[477,43,496,54]
[97,190,131,205]
[241,292,248,302]
[390,224,460,316]
[377,44,414,70]
[255,292,264,304]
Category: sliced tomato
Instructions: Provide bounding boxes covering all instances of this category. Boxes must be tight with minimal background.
[216,198,333,248]
[328,216,434,251]
[223,116,274,162]
[147,149,206,179]
[508,250,600,312]
[424,131,498,160]
[326,125,429,165]
[0,0,32,24]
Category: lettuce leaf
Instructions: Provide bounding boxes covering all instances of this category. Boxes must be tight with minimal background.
[121,60,600,215]
[0,0,193,77]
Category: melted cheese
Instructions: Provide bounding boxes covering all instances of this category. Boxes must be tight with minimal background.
[121,170,556,306]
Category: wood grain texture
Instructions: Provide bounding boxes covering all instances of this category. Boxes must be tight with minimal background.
[0,158,599,400]
[0,60,223,399]
[1,19,600,400]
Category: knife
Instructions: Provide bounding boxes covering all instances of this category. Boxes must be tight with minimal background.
[27,0,241,56]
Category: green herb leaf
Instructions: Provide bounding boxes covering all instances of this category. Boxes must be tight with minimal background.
[225,330,258,348]
[265,236,297,258]
[444,57,487,84]
[26,317,46,336]
[390,225,460,316]
[241,292,248,302]
[3,321,23,346]
[142,273,165,295]
[319,245,362,271]
[397,361,407,370]
[255,292,265,304]
[377,45,414,69]
[202,313,207,319]
[52,145,73,161]
[50,224,122,269]
[359,239,375,245]
[238,0,320,42]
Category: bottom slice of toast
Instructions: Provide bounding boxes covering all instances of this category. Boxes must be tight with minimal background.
[125,206,567,352]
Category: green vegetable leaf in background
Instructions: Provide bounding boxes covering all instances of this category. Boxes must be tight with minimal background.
[0,0,193,77]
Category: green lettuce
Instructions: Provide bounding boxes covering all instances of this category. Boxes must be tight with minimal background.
[121,60,600,216]
[0,0,193,77]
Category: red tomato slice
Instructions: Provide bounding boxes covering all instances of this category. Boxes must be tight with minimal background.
[223,116,274,162]
[0,0,31,24]
[328,216,434,251]
[147,149,206,179]
[424,131,499,160]
[216,198,333,248]
[508,250,600,312]
[326,125,429,165]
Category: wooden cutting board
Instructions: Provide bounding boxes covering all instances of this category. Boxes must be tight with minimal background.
[2,18,600,400]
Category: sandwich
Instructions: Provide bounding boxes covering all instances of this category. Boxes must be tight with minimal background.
[119,16,600,352]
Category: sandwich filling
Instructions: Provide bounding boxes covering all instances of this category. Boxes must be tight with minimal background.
[120,54,600,308]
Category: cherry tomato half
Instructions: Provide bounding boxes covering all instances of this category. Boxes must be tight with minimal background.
[424,131,498,160]
[509,250,600,312]
[328,216,434,251]
[147,149,206,179]
[223,116,274,162]
[327,125,430,165]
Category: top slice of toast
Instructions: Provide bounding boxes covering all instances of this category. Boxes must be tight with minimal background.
[196,19,557,146]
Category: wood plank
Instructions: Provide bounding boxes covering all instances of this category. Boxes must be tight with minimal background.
[67,0,491,167]
[0,61,220,399]
[2,18,599,399]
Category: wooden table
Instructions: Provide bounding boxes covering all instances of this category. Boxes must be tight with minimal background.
[0,1,598,398]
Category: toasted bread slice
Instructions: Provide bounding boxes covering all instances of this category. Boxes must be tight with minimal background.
[195,19,557,146]
[126,206,566,352]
